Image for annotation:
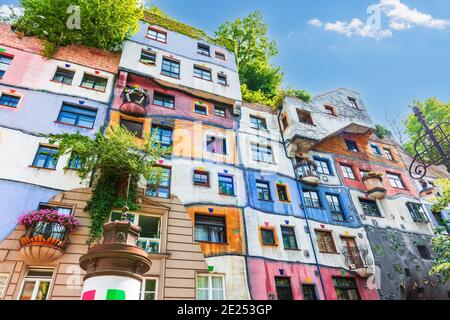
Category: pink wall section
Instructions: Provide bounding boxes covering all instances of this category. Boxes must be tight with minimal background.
[112,71,234,129]
[248,258,379,300]
[335,156,418,198]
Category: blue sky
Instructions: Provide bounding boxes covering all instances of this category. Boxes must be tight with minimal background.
[2,0,450,127]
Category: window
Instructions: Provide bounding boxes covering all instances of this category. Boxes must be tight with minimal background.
[275,277,293,300]
[147,27,167,43]
[315,158,331,175]
[38,204,73,215]
[327,194,345,222]
[406,202,428,223]
[0,93,20,108]
[256,180,272,201]
[251,144,273,164]
[215,51,226,60]
[281,114,289,131]
[324,105,336,116]
[197,43,210,56]
[218,73,228,86]
[340,164,356,180]
[333,277,360,300]
[214,105,226,117]
[120,118,143,137]
[193,170,210,187]
[194,65,212,81]
[359,199,382,217]
[345,139,359,152]
[151,125,173,149]
[206,136,227,155]
[140,49,157,65]
[371,144,382,156]
[384,148,394,161]
[195,214,226,243]
[80,74,107,92]
[250,115,267,130]
[32,146,58,169]
[348,97,359,109]
[297,109,314,125]
[146,166,171,198]
[388,173,405,189]
[0,53,13,66]
[277,184,289,202]
[315,230,337,253]
[0,274,8,298]
[111,212,161,253]
[261,228,276,246]
[161,58,180,78]
[194,103,208,116]
[433,212,448,229]
[153,92,175,109]
[218,174,234,196]
[302,284,318,300]
[140,279,157,300]
[67,154,83,170]
[57,103,97,129]
[281,227,298,250]
[303,190,321,208]
[19,269,54,300]
[0,70,4,79]
[197,275,224,300]
[52,68,75,85]
[417,245,432,260]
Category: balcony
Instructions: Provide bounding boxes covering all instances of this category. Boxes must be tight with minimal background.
[362,173,387,200]
[296,160,320,185]
[119,87,148,117]
[342,246,374,278]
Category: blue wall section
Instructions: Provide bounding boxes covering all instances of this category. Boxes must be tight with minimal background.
[0,180,61,241]
[0,84,108,137]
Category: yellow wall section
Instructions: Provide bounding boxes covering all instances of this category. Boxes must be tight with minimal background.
[109,111,152,146]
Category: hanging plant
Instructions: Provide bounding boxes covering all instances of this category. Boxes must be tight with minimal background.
[17,209,80,232]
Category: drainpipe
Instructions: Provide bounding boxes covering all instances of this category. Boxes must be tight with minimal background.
[277,107,328,300]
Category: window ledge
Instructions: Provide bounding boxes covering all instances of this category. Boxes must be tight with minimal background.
[219,193,236,197]
[79,85,106,93]
[50,80,73,86]
[29,165,56,171]
[54,121,94,130]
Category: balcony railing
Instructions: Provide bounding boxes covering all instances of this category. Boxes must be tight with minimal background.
[342,246,374,278]
[119,87,148,117]
[295,160,320,185]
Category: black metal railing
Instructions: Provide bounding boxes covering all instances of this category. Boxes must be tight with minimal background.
[295,160,319,181]
[21,222,70,250]
[121,88,148,107]
[342,246,372,270]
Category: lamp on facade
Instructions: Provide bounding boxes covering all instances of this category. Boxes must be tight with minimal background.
[408,105,450,180]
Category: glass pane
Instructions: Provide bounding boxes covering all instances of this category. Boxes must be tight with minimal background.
[145,279,156,291]
[139,216,160,239]
[19,281,35,300]
[212,289,223,300]
[36,281,50,300]
[197,276,208,289]
[212,277,223,289]
[197,288,208,300]
[143,292,156,300]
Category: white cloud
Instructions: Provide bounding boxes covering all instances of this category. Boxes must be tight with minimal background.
[309,0,450,40]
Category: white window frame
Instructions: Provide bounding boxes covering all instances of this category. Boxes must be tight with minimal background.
[340,164,356,180]
[196,274,226,300]
[140,277,158,300]
[205,133,228,156]
[388,173,405,189]
[18,268,54,300]
[0,274,10,299]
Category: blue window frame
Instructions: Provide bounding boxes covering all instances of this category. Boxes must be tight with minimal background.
[194,65,212,81]
[57,103,97,129]
[326,194,346,222]
[32,146,59,169]
[67,154,83,170]
[0,93,20,108]
[151,125,173,149]
[256,180,272,201]
[0,54,13,66]
[146,166,171,199]
[218,174,234,196]
[345,139,359,152]
[153,92,175,108]
[371,144,382,156]
[161,57,180,78]
[0,70,5,78]
[314,157,332,175]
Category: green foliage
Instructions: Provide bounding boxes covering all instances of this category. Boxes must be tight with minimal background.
[15,0,143,53]
[375,124,391,139]
[404,98,450,155]
[430,227,450,283]
[49,126,169,242]
[431,179,450,214]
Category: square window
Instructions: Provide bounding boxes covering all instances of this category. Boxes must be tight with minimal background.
[197,275,225,300]
[277,184,289,202]
[32,146,59,169]
[218,174,234,196]
[275,277,293,300]
[315,158,331,175]
[197,43,210,56]
[147,27,167,43]
[303,190,321,208]
[206,136,227,155]
[348,97,359,109]
[67,154,83,170]
[194,65,212,81]
[214,105,227,117]
[406,202,428,223]
[195,214,226,244]
[297,109,314,125]
[417,245,432,260]
[256,180,272,201]
[340,164,356,180]
[250,115,267,130]
[315,230,337,253]
[218,73,227,86]
[371,144,382,156]
[215,51,226,60]
[52,68,75,85]
[359,199,382,217]
[120,118,144,137]
[388,173,405,189]
[146,166,171,199]
[345,139,359,152]
[324,105,337,116]
[140,49,156,65]
[81,74,108,92]
[193,170,210,187]
[151,125,173,149]
[333,277,360,300]
[251,144,273,164]
[194,103,208,116]
[153,92,175,108]
[0,93,20,108]
[141,279,157,300]
[161,58,180,78]
[57,103,97,129]
[302,284,318,300]
[261,228,276,246]
[281,227,298,250]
